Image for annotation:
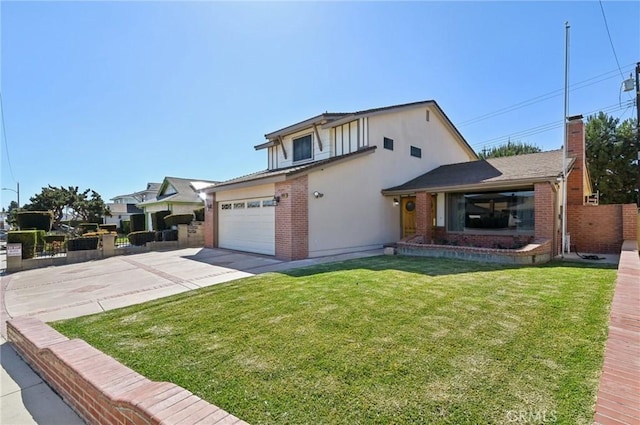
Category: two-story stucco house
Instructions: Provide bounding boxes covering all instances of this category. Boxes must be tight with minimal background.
[203,100,477,260]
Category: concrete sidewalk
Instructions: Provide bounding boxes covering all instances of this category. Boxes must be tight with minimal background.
[1,247,382,424]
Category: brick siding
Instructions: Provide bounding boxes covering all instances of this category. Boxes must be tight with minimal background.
[7,317,247,425]
[568,204,638,254]
[415,192,432,242]
[566,118,586,206]
[275,176,308,260]
[204,193,216,248]
[534,182,557,256]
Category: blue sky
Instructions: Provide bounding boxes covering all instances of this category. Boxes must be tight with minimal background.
[1,1,639,210]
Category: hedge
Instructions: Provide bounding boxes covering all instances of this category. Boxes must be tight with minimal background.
[79,223,100,234]
[16,211,53,232]
[120,220,131,235]
[130,214,146,232]
[164,213,193,227]
[99,224,117,233]
[43,234,66,243]
[194,207,205,222]
[7,230,45,259]
[127,231,156,246]
[156,229,178,242]
[68,237,99,251]
[152,210,171,231]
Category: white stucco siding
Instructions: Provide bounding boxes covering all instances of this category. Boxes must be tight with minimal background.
[308,155,399,257]
[308,106,475,256]
[366,107,475,189]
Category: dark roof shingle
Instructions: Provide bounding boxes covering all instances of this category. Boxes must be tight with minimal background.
[383,150,573,193]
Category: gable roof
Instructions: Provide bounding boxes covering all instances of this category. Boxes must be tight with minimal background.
[383,150,574,194]
[254,112,349,150]
[254,100,476,159]
[137,176,218,206]
[207,146,377,193]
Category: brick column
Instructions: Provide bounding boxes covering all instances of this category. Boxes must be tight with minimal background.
[622,204,639,242]
[204,192,216,248]
[415,192,433,242]
[534,183,555,254]
[566,116,586,206]
[275,176,309,260]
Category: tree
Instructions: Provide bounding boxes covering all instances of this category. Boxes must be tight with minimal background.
[72,189,111,223]
[478,140,542,159]
[585,112,637,204]
[5,200,19,228]
[24,185,111,228]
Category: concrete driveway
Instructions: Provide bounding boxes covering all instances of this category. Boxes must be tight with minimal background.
[1,247,381,425]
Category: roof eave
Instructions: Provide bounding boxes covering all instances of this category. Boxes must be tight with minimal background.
[322,101,435,129]
[207,174,287,193]
[382,176,559,196]
[264,113,344,141]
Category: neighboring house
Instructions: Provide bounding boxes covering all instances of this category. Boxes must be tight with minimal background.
[203,100,477,259]
[384,115,637,256]
[137,177,217,230]
[104,183,160,228]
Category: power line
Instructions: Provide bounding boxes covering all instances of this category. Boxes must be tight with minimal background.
[0,92,16,183]
[598,0,625,80]
[470,101,632,149]
[458,63,635,127]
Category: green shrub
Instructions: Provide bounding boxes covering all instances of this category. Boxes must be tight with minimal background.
[152,210,171,231]
[155,229,178,242]
[99,224,117,233]
[68,237,99,251]
[83,230,113,237]
[43,234,66,243]
[7,230,44,259]
[164,213,194,227]
[130,214,146,232]
[16,211,53,232]
[78,223,100,234]
[120,220,131,235]
[127,231,156,246]
[194,207,205,221]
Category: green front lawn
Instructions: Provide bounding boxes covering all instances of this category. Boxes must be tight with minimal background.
[52,257,616,424]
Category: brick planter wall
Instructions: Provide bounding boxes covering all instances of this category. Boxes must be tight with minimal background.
[397,238,552,264]
[7,318,248,425]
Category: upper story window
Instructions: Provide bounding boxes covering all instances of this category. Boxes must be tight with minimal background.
[383,137,394,151]
[410,146,422,158]
[293,134,313,162]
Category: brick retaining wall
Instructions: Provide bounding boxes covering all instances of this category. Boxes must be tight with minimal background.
[7,317,248,425]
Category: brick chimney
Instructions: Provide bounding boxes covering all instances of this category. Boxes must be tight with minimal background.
[566,114,586,206]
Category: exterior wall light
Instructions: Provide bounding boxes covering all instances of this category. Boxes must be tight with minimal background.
[393,198,400,206]
[273,195,280,204]
[313,191,324,198]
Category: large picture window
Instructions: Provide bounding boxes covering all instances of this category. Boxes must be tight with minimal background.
[447,190,534,233]
[293,134,313,162]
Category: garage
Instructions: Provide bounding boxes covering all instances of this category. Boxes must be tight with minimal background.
[218,198,276,255]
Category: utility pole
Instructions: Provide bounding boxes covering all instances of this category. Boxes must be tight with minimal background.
[636,62,639,207]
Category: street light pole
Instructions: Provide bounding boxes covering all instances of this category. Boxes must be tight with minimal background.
[1,181,19,208]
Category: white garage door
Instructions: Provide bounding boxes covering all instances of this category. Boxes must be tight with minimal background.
[218,198,275,255]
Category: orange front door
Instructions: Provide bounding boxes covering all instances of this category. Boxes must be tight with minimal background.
[402,197,417,237]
